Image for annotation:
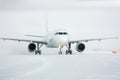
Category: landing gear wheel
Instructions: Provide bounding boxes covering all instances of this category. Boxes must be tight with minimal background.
[66,50,68,55]
[66,50,72,55]
[35,50,41,55]
[59,51,62,55]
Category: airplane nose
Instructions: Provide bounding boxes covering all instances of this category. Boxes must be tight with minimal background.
[60,37,68,42]
[59,36,69,45]
[54,36,69,47]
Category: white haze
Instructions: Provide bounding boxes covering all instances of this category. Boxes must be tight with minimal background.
[0,0,120,80]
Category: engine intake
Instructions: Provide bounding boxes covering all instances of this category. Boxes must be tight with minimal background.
[76,43,85,52]
[28,43,36,52]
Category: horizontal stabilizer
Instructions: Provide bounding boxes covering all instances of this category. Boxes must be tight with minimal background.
[25,35,45,38]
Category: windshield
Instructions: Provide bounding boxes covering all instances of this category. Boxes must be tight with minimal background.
[55,32,68,35]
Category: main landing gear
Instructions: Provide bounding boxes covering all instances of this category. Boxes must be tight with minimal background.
[35,43,43,55]
[66,43,72,55]
[34,43,72,55]
[66,50,72,55]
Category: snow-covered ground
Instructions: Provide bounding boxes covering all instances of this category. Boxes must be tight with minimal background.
[0,52,120,80]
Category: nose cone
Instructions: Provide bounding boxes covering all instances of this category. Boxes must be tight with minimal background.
[55,36,69,46]
[59,37,69,45]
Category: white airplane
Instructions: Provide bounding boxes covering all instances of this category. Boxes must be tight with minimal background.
[0,29,117,55]
[0,12,118,55]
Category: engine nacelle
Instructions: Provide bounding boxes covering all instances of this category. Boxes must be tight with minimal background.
[76,43,85,52]
[28,43,36,52]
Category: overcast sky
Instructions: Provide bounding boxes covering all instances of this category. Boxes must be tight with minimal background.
[0,0,120,54]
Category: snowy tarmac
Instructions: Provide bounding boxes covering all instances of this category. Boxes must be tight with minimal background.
[0,53,120,80]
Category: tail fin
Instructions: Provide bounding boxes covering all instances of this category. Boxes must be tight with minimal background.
[45,11,48,33]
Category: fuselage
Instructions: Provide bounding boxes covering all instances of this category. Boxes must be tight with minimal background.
[45,30,69,48]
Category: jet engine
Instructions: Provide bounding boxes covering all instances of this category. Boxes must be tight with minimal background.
[28,43,36,52]
[76,43,85,52]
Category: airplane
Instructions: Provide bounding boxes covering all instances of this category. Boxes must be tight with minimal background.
[0,29,118,55]
[0,12,118,55]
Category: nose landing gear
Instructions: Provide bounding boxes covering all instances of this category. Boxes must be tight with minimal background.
[58,46,63,55]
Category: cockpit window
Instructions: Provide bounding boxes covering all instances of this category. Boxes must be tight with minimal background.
[55,32,68,35]
[63,32,67,35]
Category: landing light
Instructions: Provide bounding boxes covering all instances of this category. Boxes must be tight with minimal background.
[112,51,120,54]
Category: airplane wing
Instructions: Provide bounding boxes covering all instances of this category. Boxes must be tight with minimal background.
[69,37,118,44]
[0,38,47,44]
